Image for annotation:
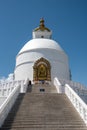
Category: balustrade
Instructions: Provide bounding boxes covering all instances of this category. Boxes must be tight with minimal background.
[65,84,87,125]
[0,80,25,97]
[54,78,87,125]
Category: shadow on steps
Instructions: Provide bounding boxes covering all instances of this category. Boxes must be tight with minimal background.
[27,85,32,92]
[1,93,25,129]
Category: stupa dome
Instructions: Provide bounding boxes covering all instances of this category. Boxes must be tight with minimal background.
[19,38,64,54]
[14,19,70,83]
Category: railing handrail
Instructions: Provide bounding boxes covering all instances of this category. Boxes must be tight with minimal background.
[0,85,20,111]
[0,84,20,127]
[59,78,86,90]
[54,77,87,125]
[65,84,87,108]
[0,80,25,97]
[65,84,87,125]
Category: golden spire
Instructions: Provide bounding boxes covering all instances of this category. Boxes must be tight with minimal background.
[40,18,45,28]
[34,18,50,32]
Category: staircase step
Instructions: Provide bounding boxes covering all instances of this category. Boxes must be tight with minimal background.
[1,85,87,129]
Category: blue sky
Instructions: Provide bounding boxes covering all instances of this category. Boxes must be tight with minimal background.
[0,0,87,86]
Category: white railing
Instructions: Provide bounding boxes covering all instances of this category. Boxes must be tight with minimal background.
[54,77,61,93]
[0,80,26,97]
[54,77,65,93]
[54,78,87,125]
[0,84,20,127]
[59,78,86,90]
[65,84,87,125]
[0,81,19,97]
[20,78,29,93]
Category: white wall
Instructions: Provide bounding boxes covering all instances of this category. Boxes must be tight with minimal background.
[33,31,52,39]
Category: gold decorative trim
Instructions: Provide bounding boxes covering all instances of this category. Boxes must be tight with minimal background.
[33,57,51,81]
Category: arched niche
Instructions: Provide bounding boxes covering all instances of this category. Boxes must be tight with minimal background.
[33,57,51,82]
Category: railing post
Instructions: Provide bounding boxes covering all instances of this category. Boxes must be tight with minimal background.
[20,80,24,93]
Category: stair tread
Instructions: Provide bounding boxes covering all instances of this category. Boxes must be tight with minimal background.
[1,85,87,129]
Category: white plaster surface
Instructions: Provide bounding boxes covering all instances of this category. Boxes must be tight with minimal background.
[18,39,64,54]
[0,97,6,106]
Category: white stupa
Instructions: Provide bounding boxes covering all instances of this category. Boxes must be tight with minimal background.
[14,18,70,83]
[1,19,87,129]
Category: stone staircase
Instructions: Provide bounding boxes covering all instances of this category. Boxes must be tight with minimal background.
[1,85,87,130]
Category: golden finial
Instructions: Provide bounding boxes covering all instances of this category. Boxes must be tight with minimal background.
[34,18,50,32]
[40,18,44,25]
[39,18,45,29]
